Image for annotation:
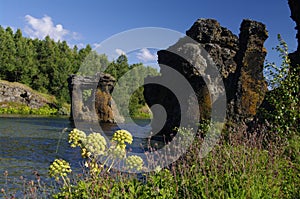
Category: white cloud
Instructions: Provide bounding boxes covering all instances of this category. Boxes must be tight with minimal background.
[24,15,78,42]
[93,43,102,49]
[71,32,82,40]
[137,48,157,62]
[115,48,126,56]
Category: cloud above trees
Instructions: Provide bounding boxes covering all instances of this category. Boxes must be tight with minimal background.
[137,48,157,62]
[24,15,79,42]
[115,48,126,56]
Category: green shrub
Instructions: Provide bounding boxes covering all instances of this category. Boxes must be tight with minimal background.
[263,35,299,138]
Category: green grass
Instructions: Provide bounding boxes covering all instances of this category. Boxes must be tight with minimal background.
[51,133,299,198]
[0,102,58,115]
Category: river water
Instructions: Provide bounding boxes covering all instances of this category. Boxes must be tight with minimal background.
[0,116,156,194]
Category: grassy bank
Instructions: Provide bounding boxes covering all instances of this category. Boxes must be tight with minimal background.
[1,126,299,199]
[0,102,58,115]
[57,128,300,198]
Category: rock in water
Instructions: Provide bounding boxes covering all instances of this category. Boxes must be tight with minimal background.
[68,73,124,123]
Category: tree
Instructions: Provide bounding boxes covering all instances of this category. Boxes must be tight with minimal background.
[13,29,37,83]
[31,36,55,93]
[105,54,130,80]
[0,27,16,81]
[77,51,109,76]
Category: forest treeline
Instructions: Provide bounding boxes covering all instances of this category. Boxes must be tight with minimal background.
[0,26,158,114]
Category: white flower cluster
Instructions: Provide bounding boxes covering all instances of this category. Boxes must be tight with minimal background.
[84,133,107,157]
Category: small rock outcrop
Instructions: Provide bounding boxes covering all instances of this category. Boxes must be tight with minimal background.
[68,73,123,123]
[0,80,55,109]
[144,18,268,135]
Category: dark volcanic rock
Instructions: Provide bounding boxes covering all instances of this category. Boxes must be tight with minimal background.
[234,19,268,120]
[144,18,268,135]
[288,0,300,70]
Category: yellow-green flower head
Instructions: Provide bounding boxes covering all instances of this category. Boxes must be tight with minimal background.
[81,147,91,159]
[107,143,126,159]
[112,130,133,146]
[84,132,107,157]
[88,161,101,174]
[49,159,72,180]
[68,128,86,148]
[125,155,144,171]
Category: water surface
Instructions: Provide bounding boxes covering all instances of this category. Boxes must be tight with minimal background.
[0,116,156,194]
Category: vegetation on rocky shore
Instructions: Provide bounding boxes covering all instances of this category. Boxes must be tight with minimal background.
[1,39,299,198]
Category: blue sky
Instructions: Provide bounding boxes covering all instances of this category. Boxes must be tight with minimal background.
[0,0,297,67]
